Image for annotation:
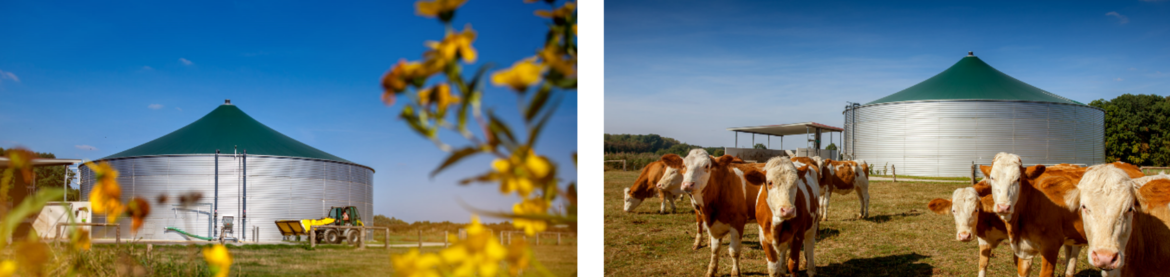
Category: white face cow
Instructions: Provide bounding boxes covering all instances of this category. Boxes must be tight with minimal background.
[656,158,686,192]
[622,188,642,212]
[949,187,981,242]
[680,149,714,202]
[1077,164,1138,271]
[984,152,1025,220]
[762,157,811,227]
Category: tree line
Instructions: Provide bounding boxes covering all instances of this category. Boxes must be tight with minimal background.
[603,134,723,157]
[1090,94,1170,166]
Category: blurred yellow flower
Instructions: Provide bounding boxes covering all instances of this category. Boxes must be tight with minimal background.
[202,244,232,277]
[0,260,14,277]
[491,57,545,92]
[492,148,552,197]
[382,59,438,106]
[535,2,575,19]
[418,84,460,113]
[512,198,550,235]
[3,148,37,182]
[426,25,477,64]
[416,0,466,17]
[86,161,125,223]
[73,229,91,251]
[14,241,48,277]
[540,46,576,77]
[504,240,530,276]
[440,215,506,276]
[391,249,441,277]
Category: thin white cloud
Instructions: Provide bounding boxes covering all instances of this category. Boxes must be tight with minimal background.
[0,70,19,83]
[179,58,193,65]
[1106,11,1129,24]
[1114,77,1124,81]
[75,145,98,151]
[149,104,164,110]
[142,66,154,71]
[175,107,183,111]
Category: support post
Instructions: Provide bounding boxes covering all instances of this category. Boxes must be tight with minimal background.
[359,227,367,249]
[309,227,316,248]
[557,233,561,245]
[892,164,897,182]
[242,150,246,241]
[735,131,738,148]
[418,229,422,249]
[385,228,390,249]
[214,150,219,237]
[971,162,977,185]
[116,224,120,245]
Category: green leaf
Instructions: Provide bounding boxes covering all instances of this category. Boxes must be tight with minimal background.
[488,111,518,148]
[431,147,481,178]
[525,84,553,122]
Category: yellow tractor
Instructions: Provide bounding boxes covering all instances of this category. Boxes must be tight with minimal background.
[274,206,364,244]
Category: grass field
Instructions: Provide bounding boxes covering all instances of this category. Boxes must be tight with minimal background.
[604,170,1104,276]
[76,241,576,276]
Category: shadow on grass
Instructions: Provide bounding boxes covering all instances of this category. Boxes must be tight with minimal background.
[815,252,933,276]
[853,211,923,223]
[1074,269,1104,277]
[817,228,841,241]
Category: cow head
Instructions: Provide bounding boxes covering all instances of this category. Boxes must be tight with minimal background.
[981,152,1043,220]
[657,154,686,191]
[681,149,714,195]
[1077,164,1138,271]
[762,156,807,226]
[622,187,642,212]
[928,187,981,242]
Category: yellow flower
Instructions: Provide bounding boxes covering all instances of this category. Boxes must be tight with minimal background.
[202,244,232,277]
[418,84,461,113]
[391,249,441,277]
[127,197,151,234]
[86,161,125,223]
[505,240,530,276]
[73,229,91,251]
[382,59,442,106]
[535,2,575,19]
[493,148,553,197]
[425,25,477,64]
[4,148,38,182]
[539,46,576,77]
[512,198,550,235]
[416,0,466,18]
[14,242,48,277]
[0,260,15,277]
[439,215,506,276]
[491,57,545,92]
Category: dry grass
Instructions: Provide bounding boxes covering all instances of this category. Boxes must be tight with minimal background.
[604,170,1104,276]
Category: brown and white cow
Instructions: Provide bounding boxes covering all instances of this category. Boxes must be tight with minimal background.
[980,153,1135,277]
[757,156,820,277]
[1076,167,1170,276]
[818,159,870,220]
[623,154,687,213]
[685,156,762,250]
[681,149,765,277]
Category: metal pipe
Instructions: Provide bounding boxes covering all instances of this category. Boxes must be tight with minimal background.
[242,149,247,241]
[214,149,219,238]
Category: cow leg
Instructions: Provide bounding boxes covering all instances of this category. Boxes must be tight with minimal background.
[776,241,791,277]
[658,191,667,214]
[1018,256,1033,277]
[803,224,818,277]
[1060,245,1079,277]
[728,228,743,277]
[693,209,705,250]
[761,232,780,277]
[978,239,993,277]
[667,192,677,213]
[1038,248,1059,277]
[787,238,801,276]
[706,229,725,277]
[819,190,832,222]
[856,186,870,219]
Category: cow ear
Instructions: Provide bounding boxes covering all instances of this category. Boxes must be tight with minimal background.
[979,165,993,178]
[715,155,736,166]
[1026,164,1046,179]
[972,181,992,197]
[797,165,810,180]
[744,170,766,185]
[927,199,952,215]
[731,156,745,164]
[660,154,684,168]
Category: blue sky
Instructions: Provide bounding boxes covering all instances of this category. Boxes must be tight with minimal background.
[605,0,1170,148]
[0,0,577,223]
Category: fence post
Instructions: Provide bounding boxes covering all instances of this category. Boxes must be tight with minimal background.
[309,227,316,248]
[536,233,539,245]
[384,228,390,249]
[417,229,422,249]
[892,165,897,182]
[508,231,512,245]
[623,160,627,171]
[971,162,976,184]
[499,230,503,243]
[444,231,449,248]
[359,228,367,249]
[116,224,121,245]
[557,233,561,245]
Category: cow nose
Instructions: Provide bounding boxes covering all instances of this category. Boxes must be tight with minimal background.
[1091,250,1119,270]
[957,232,972,242]
[779,207,795,218]
[995,204,1011,214]
[682,182,695,192]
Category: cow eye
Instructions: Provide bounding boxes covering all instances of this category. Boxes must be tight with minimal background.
[1128,206,1135,213]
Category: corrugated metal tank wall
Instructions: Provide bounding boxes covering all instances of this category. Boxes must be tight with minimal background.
[79,155,374,242]
[846,101,1103,177]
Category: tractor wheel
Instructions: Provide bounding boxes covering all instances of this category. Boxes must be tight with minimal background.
[346,230,360,245]
[324,229,340,244]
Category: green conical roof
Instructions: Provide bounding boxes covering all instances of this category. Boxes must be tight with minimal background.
[102,103,357,165]
[866,55,1084,106]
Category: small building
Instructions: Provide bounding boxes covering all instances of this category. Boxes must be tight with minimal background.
[842,53,1104,177]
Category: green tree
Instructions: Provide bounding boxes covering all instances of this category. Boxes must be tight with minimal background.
[1090,94,1170,166]
[825,143,837,151]
[753,143,766,149]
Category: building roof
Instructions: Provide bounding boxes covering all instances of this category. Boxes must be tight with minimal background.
[866,53,1084,106]
[0,157,82,167]
[101,102,360,166]
[726,122,843,136]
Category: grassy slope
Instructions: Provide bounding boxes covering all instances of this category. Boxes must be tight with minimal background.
[604,170,1102,276]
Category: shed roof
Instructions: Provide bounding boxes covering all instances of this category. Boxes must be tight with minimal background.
[727,122,843,136]
[866,53,1084,106]
[101,102,359,166]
